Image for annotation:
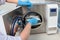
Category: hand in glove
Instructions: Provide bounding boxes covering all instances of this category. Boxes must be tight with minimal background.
[27,18,38,26]
[18,0,32,7]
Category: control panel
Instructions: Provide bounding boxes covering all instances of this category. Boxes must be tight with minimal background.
[46,4,58,34]
[50,8,57,16]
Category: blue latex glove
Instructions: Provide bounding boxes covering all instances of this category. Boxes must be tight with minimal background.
[18,0,32,8]
[27,18,38,25]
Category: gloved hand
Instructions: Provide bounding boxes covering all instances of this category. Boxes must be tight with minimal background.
[18,0,32,7]
[27,18,38,26]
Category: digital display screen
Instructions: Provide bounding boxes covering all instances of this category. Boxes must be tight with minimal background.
[50,8,57,12]
[50,8,57,16]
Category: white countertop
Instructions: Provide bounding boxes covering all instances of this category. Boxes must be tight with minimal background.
[30,1,60,5]
[29,33,60,40]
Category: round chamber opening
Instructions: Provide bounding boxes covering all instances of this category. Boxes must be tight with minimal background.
[24,12,42,29]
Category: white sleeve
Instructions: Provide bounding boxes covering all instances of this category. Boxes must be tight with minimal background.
[0,34,21,40]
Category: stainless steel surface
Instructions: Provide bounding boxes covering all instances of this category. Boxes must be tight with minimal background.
[2,7,23,34]
[22,5,47,34]
[31,5,46,34]
[0,2,21,35]
[1,2,59,35]
[3,5,46,34]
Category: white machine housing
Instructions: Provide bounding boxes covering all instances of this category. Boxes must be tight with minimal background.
[22,4,58,34]
[0,2,58,35]
[46,4,58,34]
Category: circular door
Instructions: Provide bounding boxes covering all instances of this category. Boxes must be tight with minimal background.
[24,12,42,29]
